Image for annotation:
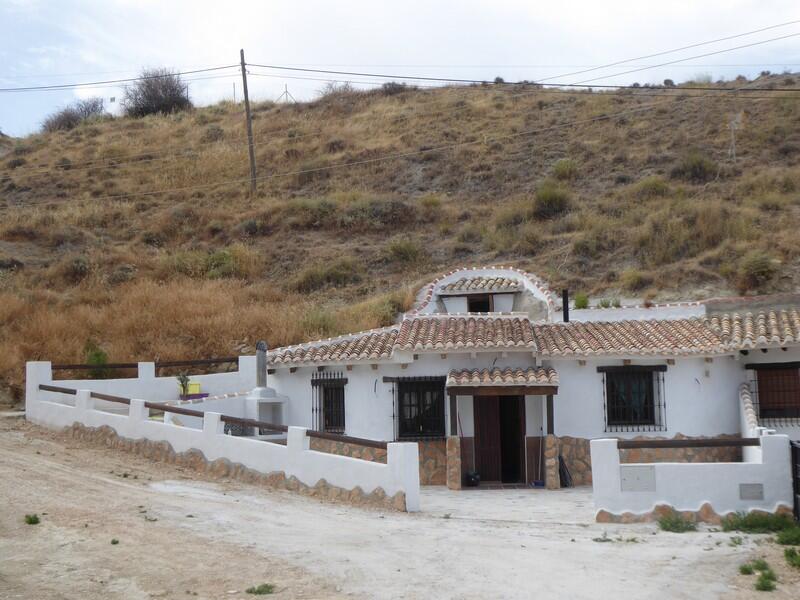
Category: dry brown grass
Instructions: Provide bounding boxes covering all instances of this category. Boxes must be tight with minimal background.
[2,75,800,395]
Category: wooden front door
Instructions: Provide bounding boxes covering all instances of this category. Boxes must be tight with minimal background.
[474,396,502,482]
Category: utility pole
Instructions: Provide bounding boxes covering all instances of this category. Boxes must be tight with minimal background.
[240,49,257,195]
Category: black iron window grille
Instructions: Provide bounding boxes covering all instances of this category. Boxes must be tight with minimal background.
[392,377,446,439]
[311,371,347,434]
[600,366,667,433]
[749,364,800,425]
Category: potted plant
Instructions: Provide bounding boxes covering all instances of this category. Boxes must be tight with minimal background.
[177,373,191,400]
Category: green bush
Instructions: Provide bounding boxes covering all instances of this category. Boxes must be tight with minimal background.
[245,583,275,595]
[657,510,697,533]
[776,527,800,545]
[755,570,776,591]
[553,158,578,181]
[292,258,362,292]
[299,307,337,338]
[785,547,800,568]
[737,251,777,292]
[670,150,718,183]
[24,514,40,525]
[722,511,795,533]
[533,180,572,220]
[740,563,755,575]
[84,340,110,379]
[573,292,589,309]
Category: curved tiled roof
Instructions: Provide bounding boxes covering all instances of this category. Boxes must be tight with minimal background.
[439,276,522,294]
[706,308,800,348]
[410,266,557,315]
[446,367,559,388]
[268,306,800,366]
[268,327,398,365]
[532,318,725,356]
[396,315,537,351]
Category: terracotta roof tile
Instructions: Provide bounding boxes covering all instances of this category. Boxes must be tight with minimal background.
[446,367,558,387]
[268,327,398,365]
[707,308,800,347]
[532,319,725,356]
[439,276,522,294]
[395,316,537,351]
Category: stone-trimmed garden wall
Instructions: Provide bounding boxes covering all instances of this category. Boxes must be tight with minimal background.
[590,435,793,521]
[596,502,794,525]
[309,437,445,485]
[309,437,388,464]
[63,423,408,510]
[551,433,744,489]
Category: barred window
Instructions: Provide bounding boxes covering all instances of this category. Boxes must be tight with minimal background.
[751,364,800,422]
[398,380,445,438]
[600,366,667,432]
[311,372,347,434]
[322,385,345,433]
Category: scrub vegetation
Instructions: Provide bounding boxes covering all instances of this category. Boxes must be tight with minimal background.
[1,73,800,397]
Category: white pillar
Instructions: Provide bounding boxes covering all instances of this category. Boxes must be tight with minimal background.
[25,361,53,423]
[203,412,224,437]
[589,438,621,512]
[388,442,421,512]
[75,389,94,413]
[129,398,149,421]
[138,362,156,380]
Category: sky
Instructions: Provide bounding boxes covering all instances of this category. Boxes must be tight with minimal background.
[1,0,799,137]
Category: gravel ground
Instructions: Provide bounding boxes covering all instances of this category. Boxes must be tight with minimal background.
[1,415,798,599]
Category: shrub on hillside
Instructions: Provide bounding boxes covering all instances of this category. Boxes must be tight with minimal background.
[620,269,653,292]
[42,97,107,132]
[573,292,589,309]
[292,258,362,293]
[552,158,578,181]
[670,150,718,183]
[385,238,427,266]
[533,180,572,220]
[633,176,670,199]
[737,251,778,292]
[122,68,192,118]
[200,125,224,143]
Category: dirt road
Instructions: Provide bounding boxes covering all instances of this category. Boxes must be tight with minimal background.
[1,415,797,599]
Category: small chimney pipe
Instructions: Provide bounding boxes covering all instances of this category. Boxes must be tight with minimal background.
[562,289,570,323]
[256,340,268,388]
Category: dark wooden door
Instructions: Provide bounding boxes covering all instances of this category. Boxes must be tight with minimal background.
[474,396,501,482]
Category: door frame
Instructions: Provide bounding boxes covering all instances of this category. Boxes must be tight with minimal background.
[473,394,526,484]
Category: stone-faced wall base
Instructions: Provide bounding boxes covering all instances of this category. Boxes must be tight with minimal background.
[309,436,387,464]
[596,503,795,525]
[446,437,461,490]
[61,423,407,511]
[544,435,560,489]
[418,439,447,485]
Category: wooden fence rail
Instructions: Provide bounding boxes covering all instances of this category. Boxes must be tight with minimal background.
[37,384,387,449]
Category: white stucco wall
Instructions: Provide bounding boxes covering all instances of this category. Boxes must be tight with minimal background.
[272,347,800,444]
[25,363,421,511]
[590,434,793,517]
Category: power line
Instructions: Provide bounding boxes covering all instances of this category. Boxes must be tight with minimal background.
[534,19,800,83]
[14,72,794,179]
[247,30,800,92]
[0,64,239,93]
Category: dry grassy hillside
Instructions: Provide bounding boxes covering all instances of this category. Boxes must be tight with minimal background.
[2,75,800,395]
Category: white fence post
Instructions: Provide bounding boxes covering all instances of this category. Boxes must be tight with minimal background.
[129,398,149,422]
[590,438,621,512]
[75,389,93,414]
[25,361,53,423]
[203,412,224,437]
[138,362,156,380]
[388,442,420,512]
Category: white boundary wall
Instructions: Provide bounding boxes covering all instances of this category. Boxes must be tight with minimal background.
[25,362,421,512]
[590,435,793,517]
[31,357,258,404]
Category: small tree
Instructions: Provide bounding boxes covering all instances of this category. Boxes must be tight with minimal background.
[42,97,107,132]
[122,68,192,118]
